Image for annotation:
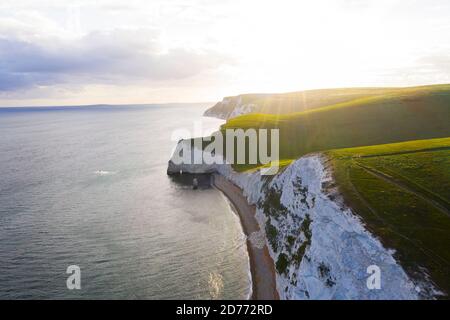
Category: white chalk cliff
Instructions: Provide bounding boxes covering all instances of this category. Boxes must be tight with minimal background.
[204,95,267,120]
[167,144,432,299]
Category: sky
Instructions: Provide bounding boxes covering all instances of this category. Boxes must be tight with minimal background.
[0,0,449,106]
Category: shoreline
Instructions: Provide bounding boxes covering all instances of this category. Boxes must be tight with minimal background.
[212,174,279,300]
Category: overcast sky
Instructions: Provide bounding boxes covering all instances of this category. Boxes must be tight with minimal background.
[1,0,449,106]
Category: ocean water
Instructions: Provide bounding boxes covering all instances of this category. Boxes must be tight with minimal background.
[0,104,251,299]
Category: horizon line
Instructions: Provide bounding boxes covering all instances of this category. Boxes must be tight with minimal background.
[0,101,216,109]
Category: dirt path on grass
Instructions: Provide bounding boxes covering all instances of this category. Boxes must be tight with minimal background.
[357,163,450,216]
[347,164,450,267]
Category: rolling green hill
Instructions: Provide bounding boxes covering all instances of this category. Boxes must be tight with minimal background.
[221,84,450,170]
[327,138,450,297]
[206,84,450,118]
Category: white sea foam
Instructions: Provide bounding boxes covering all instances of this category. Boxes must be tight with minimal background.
[94,170,116,176]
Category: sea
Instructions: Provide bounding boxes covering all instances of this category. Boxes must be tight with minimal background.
[0,104,251,299]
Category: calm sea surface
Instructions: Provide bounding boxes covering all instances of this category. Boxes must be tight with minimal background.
[0,104,250,299]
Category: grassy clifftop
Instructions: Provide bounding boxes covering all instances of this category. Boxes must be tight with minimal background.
[327,138,450,297]
[207,84,450,118]
[221,84,450,170]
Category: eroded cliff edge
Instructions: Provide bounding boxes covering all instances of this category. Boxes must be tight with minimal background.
[203,95,268,120]
[167,146,429,299]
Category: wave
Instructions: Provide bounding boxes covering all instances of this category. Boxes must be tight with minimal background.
[94,170,117,176]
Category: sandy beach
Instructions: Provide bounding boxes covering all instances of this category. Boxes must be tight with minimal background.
[212,174,279,300]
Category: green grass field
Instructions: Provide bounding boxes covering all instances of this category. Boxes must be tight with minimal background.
[327,138,450,296]
[221,84,450,171]
[207,84,450,116]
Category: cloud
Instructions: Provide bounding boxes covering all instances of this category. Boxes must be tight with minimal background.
[375,49,450,85]
[417,54,450,75]
[1,0,449,106]
[0,27,231,93]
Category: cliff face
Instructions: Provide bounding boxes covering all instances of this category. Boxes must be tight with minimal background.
[167,146,425,299]
[203,95,267,120]
[203,96,237,119]
[167,140,219,174]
